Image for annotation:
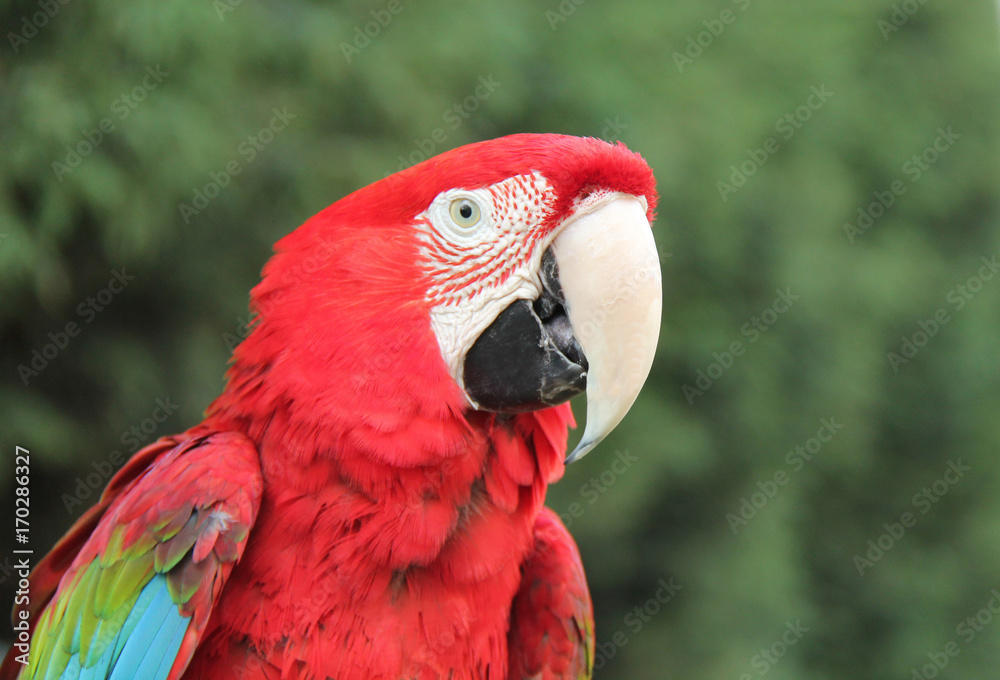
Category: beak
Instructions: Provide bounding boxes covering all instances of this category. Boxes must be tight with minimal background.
[461,194,661,463]
[553,195,662,463]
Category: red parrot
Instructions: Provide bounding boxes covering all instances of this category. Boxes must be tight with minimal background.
[2,133,661,680]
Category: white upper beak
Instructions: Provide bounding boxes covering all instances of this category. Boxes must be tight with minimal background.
[551,195,662,463]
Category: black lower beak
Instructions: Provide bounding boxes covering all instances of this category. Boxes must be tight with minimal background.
[463,249,588,413]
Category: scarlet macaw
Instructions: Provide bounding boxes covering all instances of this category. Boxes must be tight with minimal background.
[2,133,661,680]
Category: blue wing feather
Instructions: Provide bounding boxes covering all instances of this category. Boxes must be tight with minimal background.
[46,575,190,680]
[150,615,191,680]
[107,575,189,680]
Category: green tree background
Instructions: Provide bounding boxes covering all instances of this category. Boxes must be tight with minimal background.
[2,1,1000,678]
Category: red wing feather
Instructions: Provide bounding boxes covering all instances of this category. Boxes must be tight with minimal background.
[508,507,595,680]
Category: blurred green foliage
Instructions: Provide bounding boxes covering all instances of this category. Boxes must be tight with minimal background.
[2,0,1000,678]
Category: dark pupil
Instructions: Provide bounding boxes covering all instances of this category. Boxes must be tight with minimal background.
[459,203,473,219]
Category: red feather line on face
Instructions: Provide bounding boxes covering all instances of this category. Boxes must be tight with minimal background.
[418,173,555,307]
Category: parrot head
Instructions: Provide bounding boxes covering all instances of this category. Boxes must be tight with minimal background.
[223,133,660,464]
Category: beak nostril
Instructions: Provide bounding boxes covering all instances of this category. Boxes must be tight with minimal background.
[538,249,565,303]
[532,291,559,321]
[533,247,567,319]
[544,312,587,369]
[533,247,586,366]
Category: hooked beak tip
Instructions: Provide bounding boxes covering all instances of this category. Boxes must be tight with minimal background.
[565,438,598,465]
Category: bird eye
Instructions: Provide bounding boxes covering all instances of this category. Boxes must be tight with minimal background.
[449,198,482,229]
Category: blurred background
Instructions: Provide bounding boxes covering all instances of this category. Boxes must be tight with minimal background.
[2,1,1000,678]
